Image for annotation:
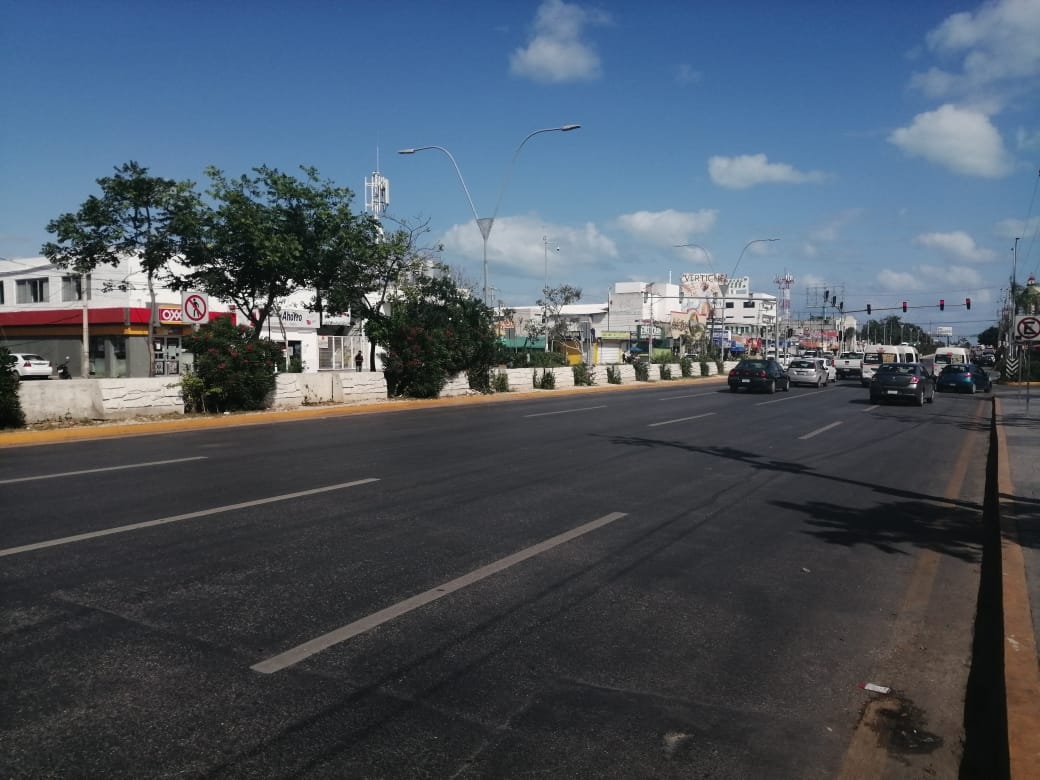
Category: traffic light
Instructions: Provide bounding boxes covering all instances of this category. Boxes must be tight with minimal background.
[866,304,872,315]
[831,295,837,308]
[939,299,945,311]
[965,297,971,310]
[902,301,907,313]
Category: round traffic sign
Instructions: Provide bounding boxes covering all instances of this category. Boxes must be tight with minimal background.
[183,294,208,323]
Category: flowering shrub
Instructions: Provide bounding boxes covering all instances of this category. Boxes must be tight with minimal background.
[182,317,282,412]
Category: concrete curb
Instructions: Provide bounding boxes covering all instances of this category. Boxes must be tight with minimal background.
[994,396,1040,776]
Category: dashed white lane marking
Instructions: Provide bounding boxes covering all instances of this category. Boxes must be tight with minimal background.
[0,479,380,558]
[799,421,844,440]
[524,405,608,418]
[0,456,208,485]
[252,511,629,674]
[649,412,716,427]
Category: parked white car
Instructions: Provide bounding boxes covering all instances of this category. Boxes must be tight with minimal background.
[6,352,53,379]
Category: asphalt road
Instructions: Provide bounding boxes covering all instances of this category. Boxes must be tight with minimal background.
[1,379,993,778]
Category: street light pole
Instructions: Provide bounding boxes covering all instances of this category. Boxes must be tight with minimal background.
[720,238,778,359]
[399,124,580,306]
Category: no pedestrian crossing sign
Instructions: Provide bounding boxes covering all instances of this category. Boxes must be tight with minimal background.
[1014,315,1040,343]
[181,292,209,324]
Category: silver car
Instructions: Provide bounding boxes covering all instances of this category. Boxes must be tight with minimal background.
[788,358,827,387]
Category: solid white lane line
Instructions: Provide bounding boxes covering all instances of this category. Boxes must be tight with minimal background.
[251,511,629,674]
[0,456,209,485]
[863,405,880,411]
[0,479,380,558]
[524,405,607,418]
[755,392,822,406]
[799,421,844,440]
[648,412,716,427]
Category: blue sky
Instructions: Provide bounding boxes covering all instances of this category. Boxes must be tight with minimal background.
[2,0,1039,340]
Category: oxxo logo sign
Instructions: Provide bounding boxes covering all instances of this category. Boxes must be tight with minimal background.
[158,306,182,324]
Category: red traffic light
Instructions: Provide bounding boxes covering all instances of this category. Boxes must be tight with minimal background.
[902,301,907,312]
[939,299,945,311]
[965,297,971,310]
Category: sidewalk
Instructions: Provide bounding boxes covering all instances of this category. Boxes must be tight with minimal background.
[994,386,1040,776]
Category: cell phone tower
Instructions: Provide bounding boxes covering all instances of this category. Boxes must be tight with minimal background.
[365,146,390,219]
[774,271,795,321]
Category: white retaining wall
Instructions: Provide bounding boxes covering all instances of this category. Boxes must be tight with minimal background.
[14,362,726,424]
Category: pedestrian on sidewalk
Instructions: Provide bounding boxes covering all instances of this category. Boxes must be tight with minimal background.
[354,351,364,372]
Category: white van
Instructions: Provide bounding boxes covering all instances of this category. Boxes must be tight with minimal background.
[860,345,921,386]
[924,347,970,377]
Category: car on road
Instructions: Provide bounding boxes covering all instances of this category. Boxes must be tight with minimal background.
[787,358,828,387]
[977,350,996,367]
[935,363,992,394]
[869,362,935,406]
[728,358,791,394]
[6,352,52,379]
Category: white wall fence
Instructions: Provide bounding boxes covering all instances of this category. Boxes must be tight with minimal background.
[15,361,735,424]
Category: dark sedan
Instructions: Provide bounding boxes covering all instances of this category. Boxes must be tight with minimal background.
[868,362,935,406]
[936,363,992,394]
[728,358,791,394]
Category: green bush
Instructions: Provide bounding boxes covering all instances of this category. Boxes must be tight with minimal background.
[680,356,694,377]
[634,360,650,381]
[0,347,26,429]
[606,364,622,384]
[182,317,281,412]
[493,371,511,393]
[658,363,672,380]
[534,369,556,389]
[700,361,711,376]
[572,363,595,386]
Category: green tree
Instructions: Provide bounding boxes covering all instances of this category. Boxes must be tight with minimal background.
[978,325,1000,346]
[0,347,26,429]
[373,271,499,398]
[322,218,434,371]
[42,161,197,374]
[179,165,373,339]
[532,284,583,354]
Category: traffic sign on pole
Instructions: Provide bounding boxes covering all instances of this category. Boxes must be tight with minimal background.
[1014,315,1040,343]
[181,292,209,324]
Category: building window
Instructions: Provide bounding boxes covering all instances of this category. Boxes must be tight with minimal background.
[16,278,49,303]
[743,301,756,309]
[62,274,92,302]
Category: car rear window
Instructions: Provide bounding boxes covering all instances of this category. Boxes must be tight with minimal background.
[942,365,968,373]
[790,360,813,368]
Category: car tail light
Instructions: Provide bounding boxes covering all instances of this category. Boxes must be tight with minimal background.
[757,371,766,377]
[23,361,31,367]
[964,372,972,379]
[729,369,737,376]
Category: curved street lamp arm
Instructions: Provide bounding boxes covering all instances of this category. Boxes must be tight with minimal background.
[674,243,715,274]
[731,237,780,278]
[489,125,581,227]
[398,145,482,228]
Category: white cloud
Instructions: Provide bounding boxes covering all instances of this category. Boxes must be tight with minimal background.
[509,0,610,83]
[675,63,703,86]
[615,208,718,246]
[707,154,828,189]
[995,216,1040,240]
[877,269,924,292]
[910,0,1040,110]
[438,214,617,284]
[913,231,996,263]
[888,104,1012,178]
[877,264,984,294]
[1017,126,1040,150]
